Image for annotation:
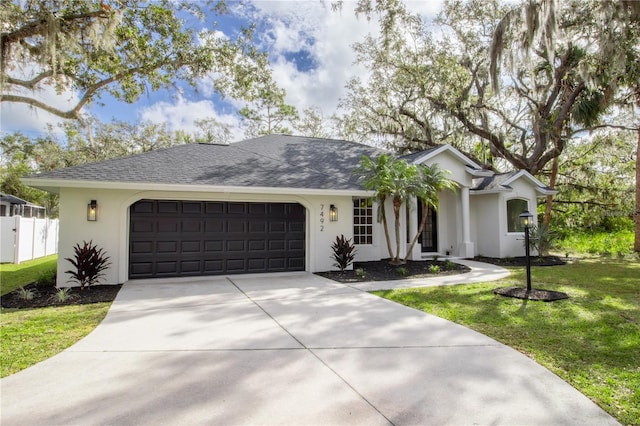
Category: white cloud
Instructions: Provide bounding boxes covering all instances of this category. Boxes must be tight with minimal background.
[138,95,244,141]
[2,1,445,139]
[233,0,444,117]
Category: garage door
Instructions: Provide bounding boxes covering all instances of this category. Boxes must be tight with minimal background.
[129,200,306,279]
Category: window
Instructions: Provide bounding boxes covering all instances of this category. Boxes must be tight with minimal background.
[353,198,373,245]
[507,198,529,232]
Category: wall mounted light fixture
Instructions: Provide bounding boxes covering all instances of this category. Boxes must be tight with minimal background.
[87,200,97,221]
[329,204,338,222]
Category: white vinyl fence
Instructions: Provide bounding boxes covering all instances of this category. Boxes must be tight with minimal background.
[0,216,59,264]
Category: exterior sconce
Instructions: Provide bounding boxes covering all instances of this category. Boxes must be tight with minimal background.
[329,204,338,222]
[87,200,97,221]
[519,210,533,230]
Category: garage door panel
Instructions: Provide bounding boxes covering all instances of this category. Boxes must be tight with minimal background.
[228,203,247,215]
[158,219,178,233]
[130,200,305,279]
[158,201,179,213]
[205,219,224,233]
[204,260,224,273]
[205,241,224,252]
[156,261,178,274]
[131,241,153,254]
[226,259,246,272]
[182,202,202,214]
[157,241,177,253]
[131,220,154,233]
[180,260,201,273]
[181,241,201,253]
[288,257,305,269]
[181,220,202,233]
[248,240,266,251]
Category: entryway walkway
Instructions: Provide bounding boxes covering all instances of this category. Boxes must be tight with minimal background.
[0,267,618,425]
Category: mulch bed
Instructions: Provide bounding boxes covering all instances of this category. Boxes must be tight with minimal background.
[475,255,566,267]
[493,286,570,301]
[1,283,122,310]
[316,259,471,283]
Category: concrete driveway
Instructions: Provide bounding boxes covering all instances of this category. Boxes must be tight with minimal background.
[1,271,618,425]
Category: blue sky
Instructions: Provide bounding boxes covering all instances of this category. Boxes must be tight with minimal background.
[0,1,443,141]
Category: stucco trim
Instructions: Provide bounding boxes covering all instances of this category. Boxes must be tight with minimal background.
[22,178,374,198]
[411,145,483,170]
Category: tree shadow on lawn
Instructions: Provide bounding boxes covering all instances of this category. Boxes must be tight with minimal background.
[375,277,639,373]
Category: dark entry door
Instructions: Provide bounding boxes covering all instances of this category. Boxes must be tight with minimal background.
[129,200,305,279]
[417,203,438,252]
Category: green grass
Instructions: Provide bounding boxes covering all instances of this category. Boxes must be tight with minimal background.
[557,229,634,257]
[373,259,640,425]
[0,255,58,295]
[1,255,112,378]
[1,303,111,377]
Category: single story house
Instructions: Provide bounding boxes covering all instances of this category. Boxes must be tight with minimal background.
[23,135,555,285]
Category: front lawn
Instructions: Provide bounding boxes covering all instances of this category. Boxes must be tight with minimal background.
[373,258,640,425]
[1,303,111,378]
[1,254,114,378]
[0,255,57,295]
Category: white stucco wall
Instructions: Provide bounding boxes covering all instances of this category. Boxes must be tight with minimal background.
[56,187,359,285]
[354,197,395,262]
[471,193,501,257]
[499,180,539,258]
[471,179,540,258]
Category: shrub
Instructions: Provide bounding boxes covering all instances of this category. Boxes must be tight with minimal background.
[331,235,357,273]
[14,287,36,300]
[397,266,408,277]
[65,240,112,290]
[429,264,440,274]
[525,224,557,257]
[444,259,455,270]
[557,230,633,256]
[35,268,57,288]
[49,287,77,303]
[355,267,366,278]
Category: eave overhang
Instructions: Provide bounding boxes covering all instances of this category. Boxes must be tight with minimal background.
[21,177,373,198]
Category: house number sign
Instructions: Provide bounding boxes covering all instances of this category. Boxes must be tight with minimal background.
[319,204,325,232]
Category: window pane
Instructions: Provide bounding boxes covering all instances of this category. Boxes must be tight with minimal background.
[353,197,373,245]
[507,199,529,232]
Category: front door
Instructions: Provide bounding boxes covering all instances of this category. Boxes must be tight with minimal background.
[417,203,438,252]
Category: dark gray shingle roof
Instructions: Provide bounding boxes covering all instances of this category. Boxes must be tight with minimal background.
[398,146,441,163]
[28,135,388,191]
[471,172,519,191]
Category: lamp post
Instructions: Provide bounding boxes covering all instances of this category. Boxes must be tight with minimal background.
[519,210,533,291]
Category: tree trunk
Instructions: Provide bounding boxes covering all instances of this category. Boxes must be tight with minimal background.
[391,196,403,264]
[635,98,640,253]
[379,197,395,259]
[404,200,429,262]
[544,156,559,226]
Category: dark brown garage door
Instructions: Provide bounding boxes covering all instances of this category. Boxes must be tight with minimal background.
[129,200,306,279]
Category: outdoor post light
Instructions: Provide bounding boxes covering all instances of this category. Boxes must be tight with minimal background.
[519,210,533,291]
[329,204,338,222]
[87,200,97,221]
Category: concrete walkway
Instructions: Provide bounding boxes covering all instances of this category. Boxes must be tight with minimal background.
[0,264,618,425]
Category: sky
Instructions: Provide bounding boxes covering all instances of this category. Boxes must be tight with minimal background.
[0,1,444,142]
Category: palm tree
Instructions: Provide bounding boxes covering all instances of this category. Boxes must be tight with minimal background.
[404,164,457,262]
[388,159,420,265]
[355,154,423,264]
[354,154,395,259]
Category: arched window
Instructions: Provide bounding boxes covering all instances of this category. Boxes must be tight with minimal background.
[507,199,529,232]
